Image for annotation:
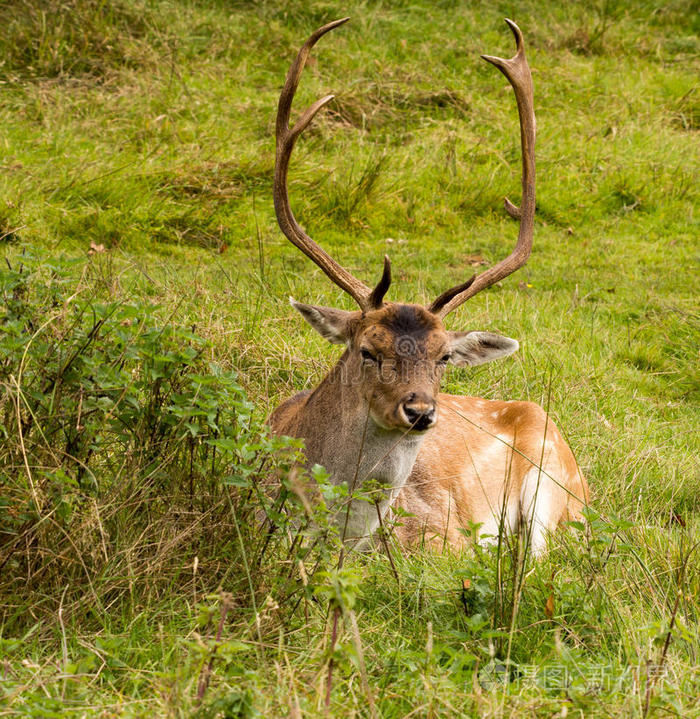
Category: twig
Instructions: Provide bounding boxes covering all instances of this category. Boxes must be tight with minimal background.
[58,584,69,700]
[373,498,400,586]
[642,540,700,717]
[196,593,234,705]
[325,606,341,714]
[348,609,377,719]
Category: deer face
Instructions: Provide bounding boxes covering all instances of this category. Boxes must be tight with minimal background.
[291,300,519,433]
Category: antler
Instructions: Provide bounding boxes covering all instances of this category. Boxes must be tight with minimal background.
[274,18,391,312]
[429,19,536,318]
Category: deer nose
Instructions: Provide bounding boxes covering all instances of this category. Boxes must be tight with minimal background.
[401,393,437,431]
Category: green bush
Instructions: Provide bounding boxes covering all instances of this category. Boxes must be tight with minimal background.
[0,250,337,631]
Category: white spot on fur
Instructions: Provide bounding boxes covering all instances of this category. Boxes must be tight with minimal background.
[478,499,519,547]
[520,467,554,556]
[478,439,507,468]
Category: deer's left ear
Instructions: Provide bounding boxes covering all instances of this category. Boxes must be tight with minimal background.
[447,331,519,367]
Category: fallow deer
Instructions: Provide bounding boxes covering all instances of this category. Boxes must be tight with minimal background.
[269,18,589,555]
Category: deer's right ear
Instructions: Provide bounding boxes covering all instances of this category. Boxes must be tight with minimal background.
[290,298,354,345]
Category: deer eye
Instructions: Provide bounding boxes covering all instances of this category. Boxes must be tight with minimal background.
[439,353,452,364]
[360,348,377,363]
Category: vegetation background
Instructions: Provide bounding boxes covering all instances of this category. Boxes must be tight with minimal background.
[0,0,698,716]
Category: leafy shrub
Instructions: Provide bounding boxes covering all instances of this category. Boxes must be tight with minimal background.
[0,250,338,633]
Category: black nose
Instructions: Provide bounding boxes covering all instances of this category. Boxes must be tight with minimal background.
[402,396,437,431]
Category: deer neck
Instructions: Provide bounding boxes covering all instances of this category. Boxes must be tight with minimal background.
[295,350,425,547]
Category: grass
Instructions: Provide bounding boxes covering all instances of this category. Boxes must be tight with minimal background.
[0,0,699,716]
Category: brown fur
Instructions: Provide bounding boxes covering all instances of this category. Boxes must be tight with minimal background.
[393,395,588,550]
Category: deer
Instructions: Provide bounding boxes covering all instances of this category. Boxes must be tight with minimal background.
[269,18,589,556]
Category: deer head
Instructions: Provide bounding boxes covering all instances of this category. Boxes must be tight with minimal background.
[275,18,535,433]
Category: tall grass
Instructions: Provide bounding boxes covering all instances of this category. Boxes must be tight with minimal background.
[0,0,698,716]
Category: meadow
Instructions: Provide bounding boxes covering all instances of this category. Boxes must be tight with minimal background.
[0,0,698,716]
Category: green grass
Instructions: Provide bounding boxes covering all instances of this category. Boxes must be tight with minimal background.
[1,0,699,716]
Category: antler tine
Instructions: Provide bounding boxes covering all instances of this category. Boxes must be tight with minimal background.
[429,19,536,318]
[367,254,391,309]
[275,18,379,312]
